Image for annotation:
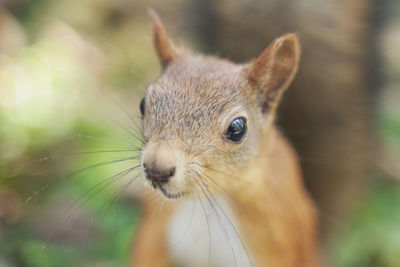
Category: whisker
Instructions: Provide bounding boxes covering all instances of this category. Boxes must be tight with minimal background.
[195,173,253,267]
[44,165,139,246]
[105,116,145,145]
[81,86,145,145]
[196,161,344,231]
[197,169,291,267]
[169,179,197,248]
[29,150,141,164]
[98,87,145,139]
[65,165,140,219]
[24,156,139,204]
[189,162,261,189]
[2,150,140,178]
[97,171,142,223]
[194,176,238,267]
[73,133,136,148]
[191,177,212,267]
[63,149,141,156]
[131,119,145,140]
[198,161,345,258]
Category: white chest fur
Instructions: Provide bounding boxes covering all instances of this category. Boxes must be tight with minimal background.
[167,195,254,267]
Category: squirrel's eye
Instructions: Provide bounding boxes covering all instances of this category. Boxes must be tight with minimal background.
[140,98,145,117]
[225,117,247,143]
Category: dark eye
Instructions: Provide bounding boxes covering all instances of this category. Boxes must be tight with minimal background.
[140,98,145,117]
[225,117,247,143]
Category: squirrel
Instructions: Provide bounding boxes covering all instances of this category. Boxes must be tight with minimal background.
[130,10,320,267]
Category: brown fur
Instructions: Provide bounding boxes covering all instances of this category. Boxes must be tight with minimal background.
[131,12,320,266]
[131,194,174,267]
[149,9,178,68]
[191,0,378,236]
[233,127,319,266]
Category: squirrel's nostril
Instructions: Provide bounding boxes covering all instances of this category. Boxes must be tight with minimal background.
[144,165,175,185]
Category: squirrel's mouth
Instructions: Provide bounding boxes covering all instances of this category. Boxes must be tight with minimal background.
[153,184,186,199]
[159,187,186,199]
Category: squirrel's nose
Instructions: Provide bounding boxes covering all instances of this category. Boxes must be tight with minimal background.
[143,163,175,186]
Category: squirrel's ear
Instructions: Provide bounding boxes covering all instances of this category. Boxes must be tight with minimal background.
[149,9,178,68]
[248,34,301,113]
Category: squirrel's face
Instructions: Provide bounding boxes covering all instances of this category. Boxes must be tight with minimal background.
[139,11,300,199]
[140,57,263,199]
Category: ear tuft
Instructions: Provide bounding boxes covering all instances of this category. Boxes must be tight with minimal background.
[149,9,177,68]
[248,33,301,112]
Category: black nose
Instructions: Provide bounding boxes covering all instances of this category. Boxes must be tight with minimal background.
[143,163,175,186]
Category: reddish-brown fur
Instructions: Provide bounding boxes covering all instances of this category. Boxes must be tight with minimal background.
[130,11,320,266]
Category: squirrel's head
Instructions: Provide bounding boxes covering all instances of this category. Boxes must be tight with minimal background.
[139,10,300,200]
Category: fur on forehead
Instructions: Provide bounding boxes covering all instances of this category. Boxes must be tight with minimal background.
[147,55,249,113]
[152,55,246,96]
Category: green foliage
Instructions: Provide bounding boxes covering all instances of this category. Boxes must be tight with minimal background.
[333,180,400,267]
[380,115,400,145]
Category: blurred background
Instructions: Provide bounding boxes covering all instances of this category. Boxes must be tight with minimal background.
[0,0,399,266]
